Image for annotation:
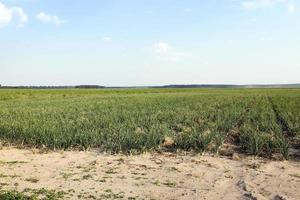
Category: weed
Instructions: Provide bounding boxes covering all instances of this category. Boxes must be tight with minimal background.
[25,177,39,183]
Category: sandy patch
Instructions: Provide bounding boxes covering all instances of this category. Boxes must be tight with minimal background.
[0,148,299,200]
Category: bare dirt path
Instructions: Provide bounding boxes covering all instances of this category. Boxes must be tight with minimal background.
[0,148,299,200]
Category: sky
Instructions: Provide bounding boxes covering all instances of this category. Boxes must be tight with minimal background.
[0,0,299,86]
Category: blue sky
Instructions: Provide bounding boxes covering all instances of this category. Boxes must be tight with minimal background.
[0,0,299,86]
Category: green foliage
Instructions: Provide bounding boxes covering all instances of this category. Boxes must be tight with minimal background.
[0,190,33,200]
[0,88,299,157]
[0,188,64,200]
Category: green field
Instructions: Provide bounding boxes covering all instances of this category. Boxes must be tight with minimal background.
[0,88,299,158]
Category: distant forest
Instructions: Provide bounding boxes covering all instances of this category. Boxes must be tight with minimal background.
[0,84,299,89]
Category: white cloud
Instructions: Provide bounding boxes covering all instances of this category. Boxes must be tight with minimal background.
[241,0,296,13]
[0,2,28,28]
[0,2,11,27]
[167,52,192,63]
[154,41,171,54]
[13,7,28,28]
[102,36,112,42]
[36,12,64,25]
[153,41,192,63]
[288,3,295,13]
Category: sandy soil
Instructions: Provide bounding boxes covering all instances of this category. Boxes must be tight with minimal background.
[0,148,299,200]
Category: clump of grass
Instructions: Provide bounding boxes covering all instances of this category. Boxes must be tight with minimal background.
[60,172,73,181]
[100,189,125,199]
[0,188,65,200]
[152,180,160,186]
[0,190,34,200]
[162,180,177,188]
[105,168,118,174]
[168,167,179,172]
[25,177,39,183]
[23,188,65,199]
[82,174,93,180]
[0,160,27,165]
[0,173,19,178]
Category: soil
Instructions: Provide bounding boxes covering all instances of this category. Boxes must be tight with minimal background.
[0,147,299,200]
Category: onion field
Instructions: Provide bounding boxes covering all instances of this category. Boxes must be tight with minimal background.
[0,88,299,158]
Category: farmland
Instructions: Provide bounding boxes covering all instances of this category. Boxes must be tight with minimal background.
[0,88,299,158]
[0,88,300,199]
